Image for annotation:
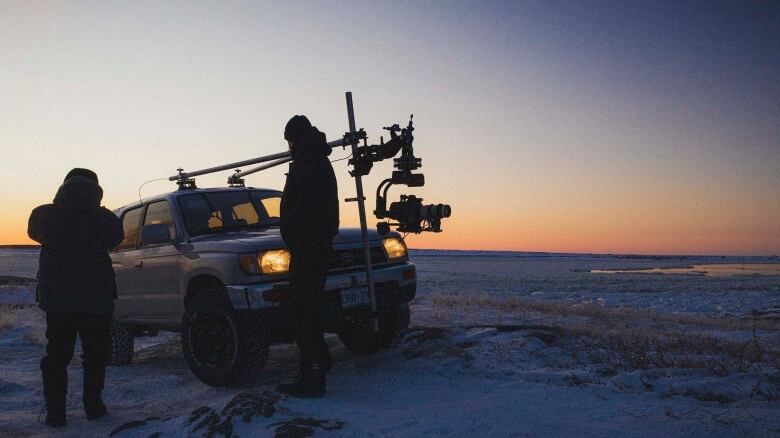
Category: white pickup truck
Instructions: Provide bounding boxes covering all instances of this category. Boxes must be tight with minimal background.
[109,186,416,386]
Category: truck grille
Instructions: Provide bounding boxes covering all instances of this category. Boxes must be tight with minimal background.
[331,246,387,270]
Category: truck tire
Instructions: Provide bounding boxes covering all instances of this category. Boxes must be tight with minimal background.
[337,303,411,354]
[109,319,134,366]
[181,287,269,387]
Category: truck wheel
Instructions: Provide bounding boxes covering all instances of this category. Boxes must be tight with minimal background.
[109,319,134,366]
[181,288,269,387]
[337,303,411,354]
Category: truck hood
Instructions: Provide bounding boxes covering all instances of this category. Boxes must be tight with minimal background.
[189,227,389,252]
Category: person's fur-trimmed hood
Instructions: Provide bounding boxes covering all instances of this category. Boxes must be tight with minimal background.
[53,176,103,212]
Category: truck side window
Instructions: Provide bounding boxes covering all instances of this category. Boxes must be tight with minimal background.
[117,207,144,251]
[143,201,177,244]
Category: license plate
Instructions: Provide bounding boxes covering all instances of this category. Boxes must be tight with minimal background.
[341,286,370,308]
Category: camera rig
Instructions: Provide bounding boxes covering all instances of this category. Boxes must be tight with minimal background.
[360,114,452,235]
[347,115,451,235]
[168,92,451,331]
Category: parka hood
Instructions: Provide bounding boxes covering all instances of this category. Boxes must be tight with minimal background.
[54,176,103,212]
[291,126,332,161]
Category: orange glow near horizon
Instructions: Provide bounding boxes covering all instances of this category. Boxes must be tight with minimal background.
[5,195,778,256]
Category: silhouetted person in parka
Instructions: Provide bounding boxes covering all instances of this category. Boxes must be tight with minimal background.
[27,168,123,427]
[277,115,339,398]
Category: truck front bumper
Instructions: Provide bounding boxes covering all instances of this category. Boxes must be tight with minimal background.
[225,263,416,310]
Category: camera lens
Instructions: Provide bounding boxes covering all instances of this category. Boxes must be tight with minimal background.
[420,204,451,220]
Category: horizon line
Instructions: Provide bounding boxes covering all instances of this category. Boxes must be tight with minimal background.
[1,244,777,259]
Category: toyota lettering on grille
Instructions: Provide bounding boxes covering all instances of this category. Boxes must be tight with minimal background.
[340,251,355,265]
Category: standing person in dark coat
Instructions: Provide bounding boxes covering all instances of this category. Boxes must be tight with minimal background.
[27,168,124,427]
[276,115,339,398]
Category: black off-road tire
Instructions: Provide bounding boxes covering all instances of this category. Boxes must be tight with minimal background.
[181,287,269,387]
[337,303,411,354]
[109,319,135,366]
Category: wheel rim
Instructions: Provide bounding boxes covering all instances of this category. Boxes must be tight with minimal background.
[191,311,237,369]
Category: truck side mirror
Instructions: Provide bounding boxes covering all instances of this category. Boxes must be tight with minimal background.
[140,223,171,246]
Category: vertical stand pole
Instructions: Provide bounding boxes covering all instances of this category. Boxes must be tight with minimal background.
[345,92,380,332]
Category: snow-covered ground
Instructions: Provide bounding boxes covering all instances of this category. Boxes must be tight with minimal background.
[1,249,779,436]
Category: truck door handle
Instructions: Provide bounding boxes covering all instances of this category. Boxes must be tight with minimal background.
[134,261,143,270]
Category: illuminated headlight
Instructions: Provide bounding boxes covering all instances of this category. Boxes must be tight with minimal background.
[382,237,407,261]
[260,250,291,274]
[239,249,291,275]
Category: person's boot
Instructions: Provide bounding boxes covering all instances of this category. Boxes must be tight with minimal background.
[320,343,332,373]
[276,365,326,398]
[307,364,326,397]
[276,372,308,396]
[83,366,108,420]
[84,398,108,420]
[41,364,67,427]
[43,399,67,427]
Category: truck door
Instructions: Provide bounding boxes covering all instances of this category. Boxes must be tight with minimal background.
[136,200,182,318]
[112,206,146,320]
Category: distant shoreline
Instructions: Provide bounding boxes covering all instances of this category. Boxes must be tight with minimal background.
[0,245,39,250]
[0,244,776,260]
[0,275,37,285]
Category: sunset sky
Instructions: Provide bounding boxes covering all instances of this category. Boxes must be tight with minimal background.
[1,1,778,255]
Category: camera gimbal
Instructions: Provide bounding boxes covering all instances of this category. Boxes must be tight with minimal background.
[347,115,451,235]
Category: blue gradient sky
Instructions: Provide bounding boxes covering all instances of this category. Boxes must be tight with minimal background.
[1,1,778,254]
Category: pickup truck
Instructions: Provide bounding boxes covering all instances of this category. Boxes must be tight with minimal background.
[109,186,416,386]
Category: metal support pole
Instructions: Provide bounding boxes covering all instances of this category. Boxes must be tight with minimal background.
[345,92,380,332]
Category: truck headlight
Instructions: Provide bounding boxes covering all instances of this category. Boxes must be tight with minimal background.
[260,249,291,274]
[239,249,291,275]
[382,237,407,261]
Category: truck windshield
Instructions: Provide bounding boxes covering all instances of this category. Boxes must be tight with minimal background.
[178,191,281,236]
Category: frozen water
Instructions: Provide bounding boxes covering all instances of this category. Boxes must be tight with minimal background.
[410,250,780,316]
[2,249,779,315]
[0,249,39,280]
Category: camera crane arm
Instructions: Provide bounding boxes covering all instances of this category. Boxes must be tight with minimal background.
[168,134,366,186]
[224,135,365,186]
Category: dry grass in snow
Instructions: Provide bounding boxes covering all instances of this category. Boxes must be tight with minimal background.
[0,304,46,347]
[424,293,780,379]
[430,293,780,332]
